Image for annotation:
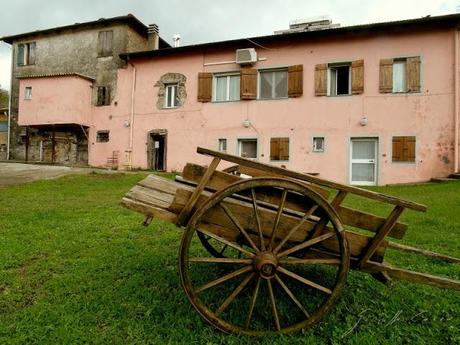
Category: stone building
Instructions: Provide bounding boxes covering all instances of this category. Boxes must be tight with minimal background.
[1,14,169,164]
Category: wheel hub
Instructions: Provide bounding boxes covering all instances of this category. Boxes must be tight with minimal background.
[254,251,278,279]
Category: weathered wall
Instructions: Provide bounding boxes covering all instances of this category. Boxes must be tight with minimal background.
[88,28,457,185]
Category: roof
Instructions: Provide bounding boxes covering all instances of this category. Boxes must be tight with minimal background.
[120,13,460,60]
[16,73,95,82]
[0,14,170,48]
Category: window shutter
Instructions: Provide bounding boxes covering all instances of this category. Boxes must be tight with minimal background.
[392,137,403,161]
[314,64,327,96]
[104,87,111,106]
[240,68,257,100]
[197,72,212,102]
[406,56,421,93]
[279,138,289,160]
[379,59,393,93]
[17,44,24,66]
[270,138,280,160]
[404,136,416,162]
[104,31,113,56]
[28,42,36,65]
[351,59,364,94]
[288,65,303,97]
[97,87,104,106]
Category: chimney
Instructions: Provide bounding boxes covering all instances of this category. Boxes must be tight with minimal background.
[173,34,181,47]
[147,24,159,50]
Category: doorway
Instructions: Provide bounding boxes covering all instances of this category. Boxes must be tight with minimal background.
[148,130,167,171]
[350,138,378,186]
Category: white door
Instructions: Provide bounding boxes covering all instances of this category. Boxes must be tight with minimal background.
[350,138,378,186]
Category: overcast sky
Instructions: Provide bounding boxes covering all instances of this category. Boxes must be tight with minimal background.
[1,0,459,91]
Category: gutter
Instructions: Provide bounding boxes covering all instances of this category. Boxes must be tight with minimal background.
[455,29,459,173]
[128,59,136,170]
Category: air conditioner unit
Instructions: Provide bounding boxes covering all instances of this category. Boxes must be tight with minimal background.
[236,48,257,65]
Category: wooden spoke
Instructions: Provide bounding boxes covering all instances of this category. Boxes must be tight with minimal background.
[195,265,253,294]
[216,273,255,316]
[189,257,252,264]
[197,229,255,257]
[245,277,261,330]
[268,189,288,250]
[278,266,332,295]
[279,258,341,265]
[220,203,260,253]
[273,205,319,255]
[267,279,281,331]
[277,232,335,259]
[251,188,266,251]
[274,274,310,318]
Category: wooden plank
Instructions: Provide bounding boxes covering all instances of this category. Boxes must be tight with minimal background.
[125,185,174,209]
[177,157,221,226]
[196,147,427,212]
[358,206,405,268]
[387,242,460,264]
[121,197,178,223]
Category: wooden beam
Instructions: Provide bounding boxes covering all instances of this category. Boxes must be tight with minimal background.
[196,147,427,212]
[388,242,460,264]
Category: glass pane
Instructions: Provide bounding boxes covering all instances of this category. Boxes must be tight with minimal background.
[218,139,227,152]
[173,85,179,106]
[314,137,324,151]
[240,140,257,158]
[329,68,337,96]
[259,72,272,99]
[166,86,173,107]
[352,163,374,182]
[215,77,227,101]
[274,71,288,98]
[229,75,240,101]
[352,140,375,159]
[393,61,406,93]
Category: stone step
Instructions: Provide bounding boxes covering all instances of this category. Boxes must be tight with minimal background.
[431,177,459,183]
[448,173,460,179]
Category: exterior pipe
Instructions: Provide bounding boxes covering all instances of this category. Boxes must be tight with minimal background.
[6,44,13,160]
[455,29,459,173]
[128,59,136,170]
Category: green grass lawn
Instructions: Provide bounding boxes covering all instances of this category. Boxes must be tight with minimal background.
[0,173,459,344]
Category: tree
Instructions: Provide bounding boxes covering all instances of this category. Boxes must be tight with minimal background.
[0,88,8,109]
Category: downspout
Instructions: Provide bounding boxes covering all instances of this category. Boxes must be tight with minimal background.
[455,28,459,173]
[128,58,136,170]
[6,44,13,160]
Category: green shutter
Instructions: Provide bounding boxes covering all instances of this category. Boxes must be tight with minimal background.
[17,44,24,66]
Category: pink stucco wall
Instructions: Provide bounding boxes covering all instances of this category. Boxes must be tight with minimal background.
[18,76,93,126]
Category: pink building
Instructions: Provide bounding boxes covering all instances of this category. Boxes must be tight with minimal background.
[15,14,460,185]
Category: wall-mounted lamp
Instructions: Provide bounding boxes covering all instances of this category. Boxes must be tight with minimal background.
[124,120,131,128]
[360,116,368,126]
[243,119,251,128]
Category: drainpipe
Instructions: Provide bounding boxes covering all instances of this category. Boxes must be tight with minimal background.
[128,59,136,170]
[6,44,13,160]
[455,29,459,173]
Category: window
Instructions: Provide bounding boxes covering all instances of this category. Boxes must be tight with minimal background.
[392,136,415,162]
[392,60,406,93]
[96,130,110,143]
[218,138,227,152]
[259,69,288,99]
[98,30,113,57]
[17,42,36,66]
[238,139,257,159]
[329,64,351,96]
[164,84,179,108]
[214,73,240,101]
[96,86,111,106]
[24,87,32,100]
[313,137,325,152]
[270,137,289,161]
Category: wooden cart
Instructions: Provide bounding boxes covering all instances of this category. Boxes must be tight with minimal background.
[122,147,460,335]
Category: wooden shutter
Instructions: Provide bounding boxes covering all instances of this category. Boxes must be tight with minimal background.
[392,136,416,162]
[98,32,105,56]
[17,44,24,66]
[279,138,289,160]
[406,56,421,93]
[404,136,416,161]
[28,42,36,65]
[351,59,364,94]
[104,87,111,106]
[240,68,257,100]
[379,59,393,93]
[314,64,327,96]
[288,65,303,97]
[104,31,113,56]
[270,138,280,160]
[392,137,403,161]
[197,72,212,102]
[97,87,104,106]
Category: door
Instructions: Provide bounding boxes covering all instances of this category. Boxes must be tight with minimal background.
[149,133,166,171]
[350,138,378,186]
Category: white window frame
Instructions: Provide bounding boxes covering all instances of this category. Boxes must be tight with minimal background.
[24,87,32,100]
[258,68,288,100]
[312,137,325,152]
[213,72,240,102]
[164,84,178,109]
[218,138,227,152]
[237,138,258,159]
[392,59,407,93]
[327,63,351,96]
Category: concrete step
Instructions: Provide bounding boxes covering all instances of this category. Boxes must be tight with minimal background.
[448,173,460,179]
[431,177,459,183]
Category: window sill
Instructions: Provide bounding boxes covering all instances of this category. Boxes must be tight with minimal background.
[211,99,240,103]
[312,151,324,153]
[162,106,181,110]
[327,94,352,97]
[257,97,288,101]
[97,54,113,58]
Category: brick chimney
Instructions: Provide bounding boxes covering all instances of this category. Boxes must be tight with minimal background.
[147,24,159,50]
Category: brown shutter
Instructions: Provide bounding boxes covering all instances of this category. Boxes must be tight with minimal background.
[97,87,104,106]
[197,72,212,102]
[279,138,290,160]
[240,68,257,100]
[314,64,327,96]
[288,65,303,97]
[104,31,113,56]
[98,32,105,56]
[392,137,403,161]
[270,138,280,160]
[28,42,36,65]
[406,56,421,93]
[404,136,416,162]
[104,87,111,106]
[379,59,393,93]
[351,59,364,94]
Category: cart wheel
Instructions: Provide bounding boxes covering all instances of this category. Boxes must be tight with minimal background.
[179,177,349,335]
